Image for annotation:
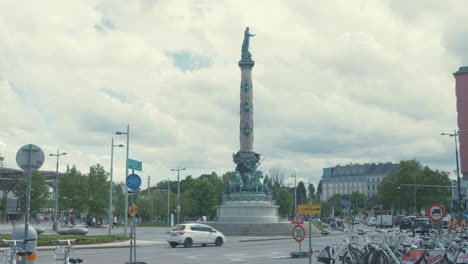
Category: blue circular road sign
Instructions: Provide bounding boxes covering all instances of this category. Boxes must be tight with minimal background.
[126,173,142,190]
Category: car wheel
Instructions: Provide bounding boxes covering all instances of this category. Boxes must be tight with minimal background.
[215,237,223,246]
[202,244,207,247]
[170,242,178,248]
[184,238,193,248]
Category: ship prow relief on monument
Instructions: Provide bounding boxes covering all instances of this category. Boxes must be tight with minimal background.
[215,27,281,225]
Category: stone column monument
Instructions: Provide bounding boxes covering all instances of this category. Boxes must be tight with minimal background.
[215,27,279,223]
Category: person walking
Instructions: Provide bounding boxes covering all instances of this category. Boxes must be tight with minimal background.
[112,216,119,228]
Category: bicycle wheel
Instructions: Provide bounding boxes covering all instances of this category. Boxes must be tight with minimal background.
[367,249,389,264]
[342,248,365,264]
[3,248,13,264]
[417,258,428,264]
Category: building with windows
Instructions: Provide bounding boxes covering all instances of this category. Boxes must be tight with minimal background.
[320,162,399,201]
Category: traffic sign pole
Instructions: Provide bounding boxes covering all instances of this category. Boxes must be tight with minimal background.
[309,218,311,264]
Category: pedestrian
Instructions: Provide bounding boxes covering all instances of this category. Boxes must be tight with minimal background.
[112,216,119,228]
[91,216,96,228]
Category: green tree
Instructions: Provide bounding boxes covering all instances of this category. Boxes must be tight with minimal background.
[15,171,49,216]
[86,164,109,215]
[297,181,307,205]
[189,179,220,219]
[113,183,126,217]
[378,160,451,213]
[198,172,224,203]
[308,183,315,199]
[268,166,286,201]
[277,188,293,216]
[316,180,323,199]
[59,166,87,213]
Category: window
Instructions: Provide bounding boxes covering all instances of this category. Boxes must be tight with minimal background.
[174,225,186,231]
[199,225,212,232]
[190,225,200,231]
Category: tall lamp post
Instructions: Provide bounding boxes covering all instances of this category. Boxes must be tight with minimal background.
[108,138,124,235]
[50,149,67,232]
[171,166,186,224]
[441,130,468,217]
[291,173,297,213]
[167,178,170,226]
[116,124,130,236]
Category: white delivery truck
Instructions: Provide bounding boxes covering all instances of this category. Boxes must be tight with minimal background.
[376,215,393,228]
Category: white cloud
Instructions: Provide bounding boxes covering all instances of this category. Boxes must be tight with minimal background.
[0,0,464,186]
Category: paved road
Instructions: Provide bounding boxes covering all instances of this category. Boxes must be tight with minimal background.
[1,222,372,264]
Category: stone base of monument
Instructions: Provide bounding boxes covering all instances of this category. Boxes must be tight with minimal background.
[215,193,279,223]
[210,192,295,236]
[215,202,279,223]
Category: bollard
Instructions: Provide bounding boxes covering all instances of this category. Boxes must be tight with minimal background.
[12,224,37,264]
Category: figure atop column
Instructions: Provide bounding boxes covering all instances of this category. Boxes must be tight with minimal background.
[241,27,255,61]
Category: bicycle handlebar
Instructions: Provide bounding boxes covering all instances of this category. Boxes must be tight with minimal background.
[49,238,87,245]
[1,238,36,244]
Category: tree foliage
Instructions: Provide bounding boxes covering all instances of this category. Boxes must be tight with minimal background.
[59,166,88,213]
[308,183,315,199]
[297,181,307,205]
[15,171,49,215]
[277,188,293,216]
[268,166,286,201]
[377,160,451,213]
[86,164,109,215]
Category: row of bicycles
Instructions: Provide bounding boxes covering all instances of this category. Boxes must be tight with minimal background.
[1,238,85,264]
[311,228,468,264]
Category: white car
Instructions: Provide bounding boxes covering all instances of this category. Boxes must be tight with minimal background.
[167,223,226,248]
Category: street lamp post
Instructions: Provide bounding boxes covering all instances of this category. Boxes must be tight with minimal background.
[108,138,124,236]
[116,124,130,236]
[291,173,297,213]
[167,178,170,226]
[171,166,186,225]
[49,149,67,232]
[441,130,468,217]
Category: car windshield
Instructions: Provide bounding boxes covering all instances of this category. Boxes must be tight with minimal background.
[415,219,429,226]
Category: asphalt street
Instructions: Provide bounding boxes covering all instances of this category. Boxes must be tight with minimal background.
[1,222,366,264]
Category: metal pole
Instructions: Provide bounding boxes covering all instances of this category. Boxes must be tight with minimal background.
[177,168,180,224]
[455,130,463,217]
[108,138,114,236]
[129,192,133,264]
[54,150,59,231]
[308,218,312,264]
[148,176,152,222]
[167,179,170,226]
[293,174,297,213]
[441,130,468,220]
[24,144,32,243]
[125,124,130,236]
[171,166,186,225]
[414,174,417,214]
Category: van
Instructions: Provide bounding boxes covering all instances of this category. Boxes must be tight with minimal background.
[376,215,393,228]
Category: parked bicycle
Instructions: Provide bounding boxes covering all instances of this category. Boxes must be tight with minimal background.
[312,234,365,264]
[1,238,36,264]
[49,238,86,264]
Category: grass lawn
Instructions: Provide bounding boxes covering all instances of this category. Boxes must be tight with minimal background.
[0,234,128,247]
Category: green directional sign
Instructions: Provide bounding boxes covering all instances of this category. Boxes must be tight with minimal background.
[128,158,142,171]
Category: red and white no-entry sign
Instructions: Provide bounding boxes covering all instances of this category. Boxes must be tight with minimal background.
[292,224,305,243]
[427,203,445,222]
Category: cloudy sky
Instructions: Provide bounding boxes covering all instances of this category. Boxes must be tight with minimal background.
[1,0,467,188]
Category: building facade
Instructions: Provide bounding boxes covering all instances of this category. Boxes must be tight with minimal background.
[320,162,399,201]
